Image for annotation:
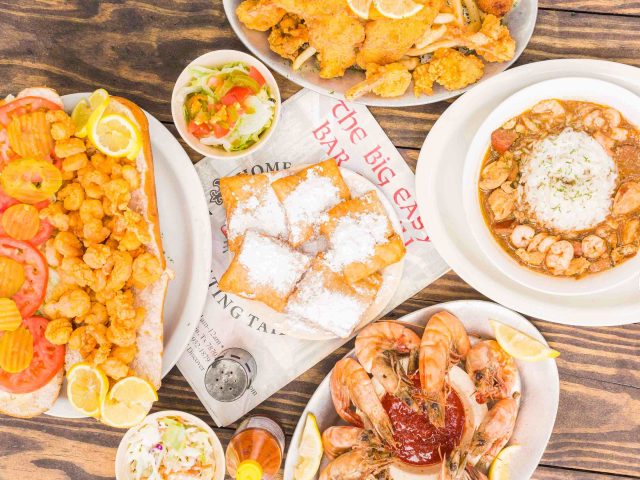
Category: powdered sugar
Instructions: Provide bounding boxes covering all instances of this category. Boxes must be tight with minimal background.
[286,267,368,338]
[238,231,310,295]
[282,170,341,243]
[228,179,288,244]
[325,213,390,271]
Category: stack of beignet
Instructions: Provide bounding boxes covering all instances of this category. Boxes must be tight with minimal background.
[218,159,405,337]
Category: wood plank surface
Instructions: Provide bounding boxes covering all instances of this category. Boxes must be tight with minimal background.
[0,0,639,479]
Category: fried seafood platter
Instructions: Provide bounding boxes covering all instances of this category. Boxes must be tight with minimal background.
[232,0,527,103]
[479,98,640,280]
[217,159,406,339]
[0,87,170,425]
[318,311,524,480]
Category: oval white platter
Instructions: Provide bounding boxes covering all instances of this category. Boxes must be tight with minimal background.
[46,93,213,418]
[222,0,538,107]
[415,59,640,326]
[283,300,560,480]
[211,167,404,341]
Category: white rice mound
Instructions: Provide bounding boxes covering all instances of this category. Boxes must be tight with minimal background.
[519,128,618,232]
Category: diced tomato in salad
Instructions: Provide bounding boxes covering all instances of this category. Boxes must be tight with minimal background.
[248,66,266,86]
[221,87,253,106]
[188,120,212,138]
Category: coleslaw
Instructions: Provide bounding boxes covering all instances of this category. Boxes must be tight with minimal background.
[125,415,217,480]
[181,62,276,152]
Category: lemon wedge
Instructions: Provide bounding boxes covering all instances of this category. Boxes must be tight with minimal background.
[294,413,323,480]
[490,319,560,361]
[90,113,142,160]
[347,0,373,18]
[72,88,110,138]
[373,0,423,19]
[100,376,157,428]
[488,444,522,480]
[66,363,109,417]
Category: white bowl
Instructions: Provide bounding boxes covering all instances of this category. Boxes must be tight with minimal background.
[462,77,640,296]
[171,49,281,160]
[115,410,226,480]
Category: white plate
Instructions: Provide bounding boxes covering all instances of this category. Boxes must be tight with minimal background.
[415,59,640,326]
[463,77,640,296]
[283,301,559,480]
[46,93,212,418]
[222,0,538,107]
[211,167,404,340]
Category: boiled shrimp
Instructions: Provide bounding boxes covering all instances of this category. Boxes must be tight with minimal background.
[469,397,518,469]
[319,447,393,480]
[419,311,471,428]
[510,225,535,248]
[581,235,607,259]
[355,321,421,409]
[545,240,574,275]
[440,447,488,480]
[330,357,395,447]
[322,426,364,459]
[465,340,517,404]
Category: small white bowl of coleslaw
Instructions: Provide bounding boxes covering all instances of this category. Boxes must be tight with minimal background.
[115,410,225,480]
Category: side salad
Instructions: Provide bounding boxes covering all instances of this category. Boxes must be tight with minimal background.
[181,62,276,152]
[125,415,218,480]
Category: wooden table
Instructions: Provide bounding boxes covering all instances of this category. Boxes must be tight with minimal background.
[0,1,639,479]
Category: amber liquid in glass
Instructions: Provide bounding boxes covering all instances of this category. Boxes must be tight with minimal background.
[226,417,284,479]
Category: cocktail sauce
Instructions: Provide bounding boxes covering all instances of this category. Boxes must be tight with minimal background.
[381,386,465,465]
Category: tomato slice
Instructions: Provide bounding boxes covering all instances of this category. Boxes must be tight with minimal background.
[0,237,47,318]
[221,87,252,106]
[248,66,266,86]
[213,123,230,138]
[0,317,64,394]
[29,219,53,246]
[0,97,62,126]
[188,120,212,138]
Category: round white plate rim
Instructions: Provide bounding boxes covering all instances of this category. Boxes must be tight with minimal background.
[415,59,640,326]
[214,166,405,340]
[222,0,538,107]
[283,300,560,480]
[46,93,212,417]
[463,76,640,296]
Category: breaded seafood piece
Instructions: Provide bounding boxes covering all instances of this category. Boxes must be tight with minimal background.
[237,0,286,31]
[268,13,309,61]
[271,159,350,246]
[477,0,513,17]
[219,230,311,312]
[307,14,365,78]
[346,62,412,100]
[356,0,443,68]
[220,172,289,253]
[420,48,485,93]
[321,191,406,283]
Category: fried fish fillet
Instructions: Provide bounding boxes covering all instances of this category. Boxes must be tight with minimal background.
[356,0,444,68]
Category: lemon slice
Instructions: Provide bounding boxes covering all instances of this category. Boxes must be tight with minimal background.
[488,444,522,480]
[347,0,373,18]
[294,413,323,480]
[90,113,142,160]
[373,0,423,18]
[490,319,560,361]
[72,88,110,138]
[100,376,157,428]
[66,363,109,417]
